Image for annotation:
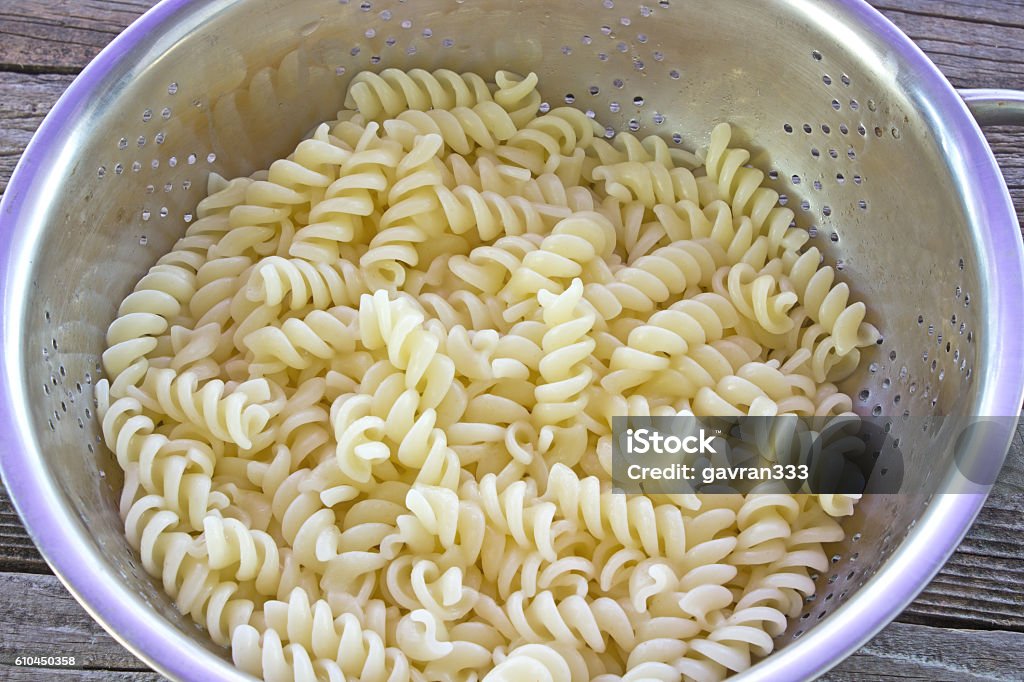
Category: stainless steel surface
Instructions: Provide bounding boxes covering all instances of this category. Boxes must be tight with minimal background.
[0,0,1022,680]
[961,89,1024,127]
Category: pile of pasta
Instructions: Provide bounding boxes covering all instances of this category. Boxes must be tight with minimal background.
[96,69,879,682]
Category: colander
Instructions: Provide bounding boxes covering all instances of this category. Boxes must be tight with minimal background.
[1,0,1023,680]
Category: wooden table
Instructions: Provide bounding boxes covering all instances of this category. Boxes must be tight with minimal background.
[1,1,1023,680]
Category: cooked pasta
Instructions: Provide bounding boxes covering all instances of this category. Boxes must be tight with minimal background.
[95,68,879,682]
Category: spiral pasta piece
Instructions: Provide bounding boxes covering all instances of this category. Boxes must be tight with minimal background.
[246,255,369,311]
[496,107,604,181]
[288,124,401,263]
[589,131,699,169]
[119,477,256,647]
[384,555,478,620]
[784,247,880,355]
[345,67,495,121]
[592,160,700,208]
[474,590,636,653]
[501,211,616,310]
[97,394,226,530]
[653,199,808,270]
[359,133,448,288]
[244,306,358,375]
[583,239,722,320]
[435,183,570,242]
[233,588,412,682]
[447,234,545,295]
[701,122,775,217]
[602,293,741,394]
[544,463,693,562]
[126,368,283,449]
[533,279,597,425]
[358,290,456,410]
[485,643,583,682]
[692,360,818,417]
[382,102,519,156]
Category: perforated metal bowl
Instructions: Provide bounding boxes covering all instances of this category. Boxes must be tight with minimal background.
[1,1,1023,680]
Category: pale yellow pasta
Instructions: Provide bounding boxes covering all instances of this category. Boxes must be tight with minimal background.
[93,68,881,682]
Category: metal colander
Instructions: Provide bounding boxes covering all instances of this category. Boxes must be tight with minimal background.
[1,0,1023,680]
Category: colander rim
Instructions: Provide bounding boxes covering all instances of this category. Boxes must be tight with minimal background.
[0,1,1021,681]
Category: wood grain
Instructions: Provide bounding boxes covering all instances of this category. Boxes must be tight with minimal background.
[900,425,1024,632]
[825,621,1024,681]
[2,672,164,682]
[0,73,74,195]
[0,0,156,74]
[0,572,154,672]
[874,1,1024,228]
[0,486,47,574]
[876,0,1024,89]
[1,0,1024,680]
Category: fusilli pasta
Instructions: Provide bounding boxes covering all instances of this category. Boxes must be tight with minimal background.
[95,68,879,682]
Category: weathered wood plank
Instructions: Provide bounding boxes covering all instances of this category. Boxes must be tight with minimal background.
[875,1,1024,91]
[985,130,1024,224]
[825,621,1024,681]
[875,0,1024,35]
[0,72,74,196]
[900,423,1024,631]
[0,0,157,74]
[0,486,48,574]
[0,671,165,681]
[0,572,153,672]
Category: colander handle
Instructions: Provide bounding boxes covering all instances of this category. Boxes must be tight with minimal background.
[960,89,1024,126]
